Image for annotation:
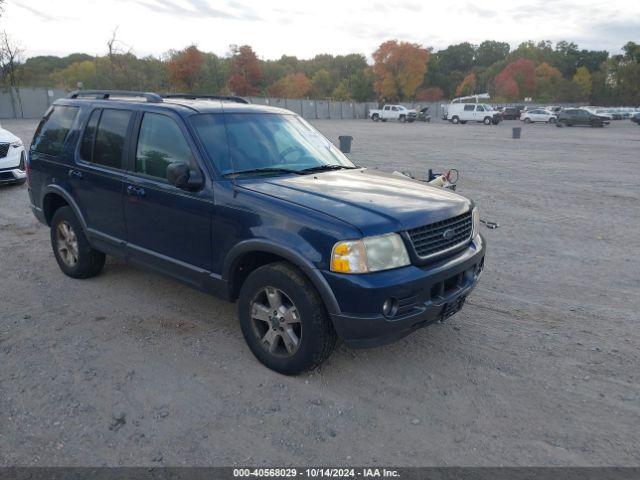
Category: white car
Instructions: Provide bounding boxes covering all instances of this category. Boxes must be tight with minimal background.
[521,108,557,124]
[0,124,27,186]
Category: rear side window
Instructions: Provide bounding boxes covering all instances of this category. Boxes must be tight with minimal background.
[135,113,194,180]
[464,105,474,111]
[31,105,79,156]
[83,109,132,169]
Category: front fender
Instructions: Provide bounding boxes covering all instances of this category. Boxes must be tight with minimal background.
[223,238,340,315]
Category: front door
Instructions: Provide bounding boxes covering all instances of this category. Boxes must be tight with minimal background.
[123,111,214,289]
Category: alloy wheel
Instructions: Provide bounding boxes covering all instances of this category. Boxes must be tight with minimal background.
[250,287,302,357]
[56,221,79,267]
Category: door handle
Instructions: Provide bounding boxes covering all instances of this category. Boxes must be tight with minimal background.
[126,185,146,197]
[68,169,83,179]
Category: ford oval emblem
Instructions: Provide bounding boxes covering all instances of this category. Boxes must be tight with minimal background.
[442,228,455,241]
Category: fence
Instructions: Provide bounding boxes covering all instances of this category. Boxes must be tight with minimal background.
[1,87,446,122]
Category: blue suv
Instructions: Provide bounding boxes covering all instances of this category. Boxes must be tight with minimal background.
[27,90,486,374]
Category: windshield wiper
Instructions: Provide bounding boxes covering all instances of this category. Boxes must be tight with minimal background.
[298,165,357,174]
[224,167,301,177]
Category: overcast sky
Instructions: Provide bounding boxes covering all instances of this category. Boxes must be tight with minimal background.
[3,0,639,60]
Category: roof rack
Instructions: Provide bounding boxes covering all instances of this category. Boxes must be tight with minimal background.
[162,93,250,104]
[67,90,163,103]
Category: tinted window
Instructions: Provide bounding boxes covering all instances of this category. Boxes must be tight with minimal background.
[92,109,131,169]
[190,114,230,172]
[136,113,194,179]
[31,105,79,156]
[464,105,474,111]
[79,110,100,161]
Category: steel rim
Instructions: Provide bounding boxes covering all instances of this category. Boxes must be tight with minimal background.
[250,286,302,358]
[56,221,79,267]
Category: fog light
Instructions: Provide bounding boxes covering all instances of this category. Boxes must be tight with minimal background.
[382,297,398,317]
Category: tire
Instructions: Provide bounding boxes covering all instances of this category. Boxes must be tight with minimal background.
[484,117,492,125]
[549,117,557,124]
[451,116,459,124]
[524,118,532,124]
[371,113,379,122]
[238,262,337,375]
[399,115,406,123]
[50,206,105,279]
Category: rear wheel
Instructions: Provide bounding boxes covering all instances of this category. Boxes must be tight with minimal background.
[50,206,105,279]
[238,262,337,375]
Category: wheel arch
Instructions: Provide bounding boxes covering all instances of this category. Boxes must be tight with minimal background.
[223,239,340,315]
[42,185,87,231]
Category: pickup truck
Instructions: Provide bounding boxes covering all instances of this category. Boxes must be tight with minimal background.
[369,104,417,122]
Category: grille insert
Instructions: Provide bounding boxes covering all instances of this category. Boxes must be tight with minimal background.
[407,211,472,258]
[0,143,9,158]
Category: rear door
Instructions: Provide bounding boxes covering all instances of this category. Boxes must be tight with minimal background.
[123,111,213,289]
[69,107,132,254]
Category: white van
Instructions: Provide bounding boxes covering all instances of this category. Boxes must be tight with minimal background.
[447,103,502,125]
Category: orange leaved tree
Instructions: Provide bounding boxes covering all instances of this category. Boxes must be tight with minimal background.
[372,40,429,101]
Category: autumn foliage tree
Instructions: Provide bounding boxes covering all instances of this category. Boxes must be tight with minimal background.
[372,40,429,101]
[228,44,262,96]
[455,73,476,97]
[534,62,562,101]
[167,45,204,91]
[572,66,592,101]
[267,72,311,98]
[494,58,536,101]
[416,87,444,101]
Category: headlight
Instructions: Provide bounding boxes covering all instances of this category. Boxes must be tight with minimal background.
[10,140,23,148]
[472,207,480,237]
[331,233,410,274]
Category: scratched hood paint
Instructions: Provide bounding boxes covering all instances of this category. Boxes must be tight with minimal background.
[238,169,472,236]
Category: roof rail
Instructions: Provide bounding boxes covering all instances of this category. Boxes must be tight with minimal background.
[162,93,250,104]
[67,90,163,103]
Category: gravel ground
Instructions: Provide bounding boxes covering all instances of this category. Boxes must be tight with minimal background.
[1,118,639,466]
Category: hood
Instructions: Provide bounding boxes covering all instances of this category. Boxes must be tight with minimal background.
[238,169,472,236]
[0,128,20,143]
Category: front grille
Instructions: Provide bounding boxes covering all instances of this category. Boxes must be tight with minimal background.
[407,211,472,258]
[0,143,9,158]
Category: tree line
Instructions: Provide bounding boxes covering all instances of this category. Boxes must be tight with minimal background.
[1,25,639,105]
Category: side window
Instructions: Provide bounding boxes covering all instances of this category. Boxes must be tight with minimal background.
[391,106,399,111]
[91,109,132,169]
[476,105,485,112]
[464,105,475,111]
[79,110,100,162]
[383,106,390,111]
[136,113,194,180]
[31,105,79,156]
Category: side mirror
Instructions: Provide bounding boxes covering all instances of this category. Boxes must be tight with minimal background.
[166,162,204,190]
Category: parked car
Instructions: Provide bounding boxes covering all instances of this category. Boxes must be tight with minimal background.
[368,104,417,122]
[631,112,640,125]
[520,109,557,124]
[417,107,431,122]
[557,108,610,127]
[27,90,486,374]
[447,103,502,125]
[0,123,27,186]
[501,107,521,120]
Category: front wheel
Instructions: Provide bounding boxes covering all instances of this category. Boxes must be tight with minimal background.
[50,206,105,279]
[548,117,557,124]
[484,117,492,125]
[451,116,459,124]
[524,118,532,124]
[399,115,406,123]
[371,113,379,122]
[238,262,337,375]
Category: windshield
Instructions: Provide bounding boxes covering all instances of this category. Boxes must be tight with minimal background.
[191,113,355,177]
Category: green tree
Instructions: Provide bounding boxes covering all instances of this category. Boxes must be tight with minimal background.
[572,66,592,100]
[310,69,334,98]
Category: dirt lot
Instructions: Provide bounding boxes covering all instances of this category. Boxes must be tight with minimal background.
[1,118,639,466]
